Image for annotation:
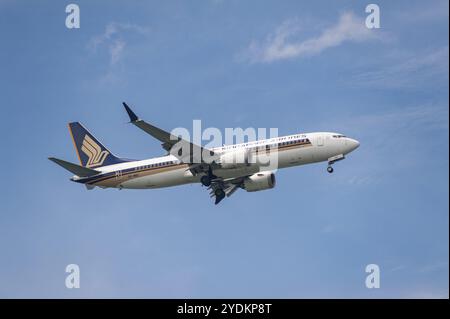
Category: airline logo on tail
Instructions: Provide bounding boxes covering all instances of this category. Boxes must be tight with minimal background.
[81,135,109,167]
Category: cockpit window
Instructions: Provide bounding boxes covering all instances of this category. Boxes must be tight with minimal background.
[332,134,346,138]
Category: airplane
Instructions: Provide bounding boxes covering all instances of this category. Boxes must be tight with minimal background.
[49,103,360,204]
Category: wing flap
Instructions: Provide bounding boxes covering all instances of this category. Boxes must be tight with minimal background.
[207,176,246,204]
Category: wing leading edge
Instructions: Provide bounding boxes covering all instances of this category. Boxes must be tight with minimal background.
[122,102,219,164]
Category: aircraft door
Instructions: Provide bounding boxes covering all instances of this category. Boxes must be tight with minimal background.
[317,135,324,146]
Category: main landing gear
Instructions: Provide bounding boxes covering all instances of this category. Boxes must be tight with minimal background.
[200,175,212,187]
[327,166,334,174]
[201,167,217,187]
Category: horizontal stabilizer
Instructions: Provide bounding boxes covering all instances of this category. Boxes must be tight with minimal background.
[48,157,100,177]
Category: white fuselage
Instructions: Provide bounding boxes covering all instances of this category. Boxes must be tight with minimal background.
[75,132,359,189]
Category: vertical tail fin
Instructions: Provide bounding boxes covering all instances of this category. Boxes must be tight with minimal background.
[68,122,130,168]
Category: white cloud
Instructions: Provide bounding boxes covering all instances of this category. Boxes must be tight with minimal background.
[88,22,150,65]
[349,46,449,89]
[109,39,126,65]
[345,104,449,133]
[418,261,448,274]
[241,12,379,63]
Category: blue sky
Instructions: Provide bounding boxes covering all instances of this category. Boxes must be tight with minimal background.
[0,0,448,298]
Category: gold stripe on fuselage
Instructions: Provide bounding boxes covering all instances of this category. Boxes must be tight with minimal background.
[91,142,313,187]
[92,163,189,187]
[251,142,312,154]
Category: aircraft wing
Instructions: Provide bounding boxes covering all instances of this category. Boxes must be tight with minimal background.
[123,102,219,164]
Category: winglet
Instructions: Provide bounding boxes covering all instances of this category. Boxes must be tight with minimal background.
[123,102,139,122]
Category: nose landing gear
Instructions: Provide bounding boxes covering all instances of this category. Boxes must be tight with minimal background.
[326,154,345,174]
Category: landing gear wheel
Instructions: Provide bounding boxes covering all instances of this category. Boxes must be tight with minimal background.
[200,175,211,187]
[327,166,334,173]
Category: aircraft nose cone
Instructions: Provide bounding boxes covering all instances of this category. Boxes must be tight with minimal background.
[348,138,360,152]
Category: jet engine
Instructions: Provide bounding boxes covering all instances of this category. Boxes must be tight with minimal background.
[243,171,276,192]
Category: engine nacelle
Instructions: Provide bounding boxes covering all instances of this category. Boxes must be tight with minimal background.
[219,149,252,169]
[243,171,276,192]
